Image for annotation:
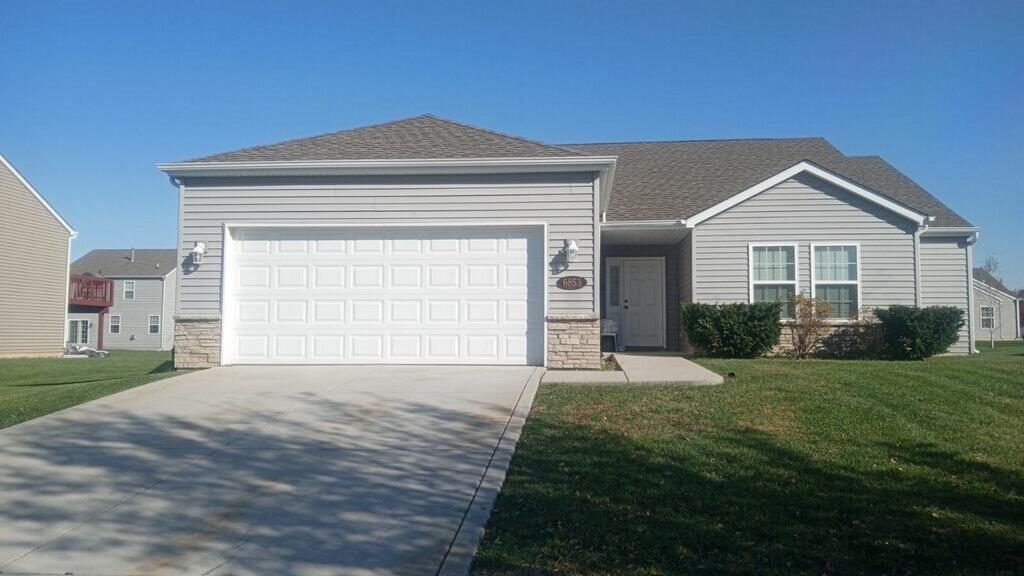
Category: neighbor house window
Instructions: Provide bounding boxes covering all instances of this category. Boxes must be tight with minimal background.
[981,306,994,329]
[813,244,859,319]
[110,315,121,334]
[148,315,160,334]
[750,244,797,318]
[123,281,135,300]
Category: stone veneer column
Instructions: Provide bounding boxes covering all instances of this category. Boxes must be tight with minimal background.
[173,315,222,369]
[546,314,601,369]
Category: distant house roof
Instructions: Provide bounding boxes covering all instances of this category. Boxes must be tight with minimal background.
[973,268,1017,298]
[185,114,582,162]
[174,115,971,228]
[72,249,178,278]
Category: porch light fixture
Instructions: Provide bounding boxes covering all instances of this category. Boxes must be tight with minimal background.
[563,239,579,262]
[190,241,207,266]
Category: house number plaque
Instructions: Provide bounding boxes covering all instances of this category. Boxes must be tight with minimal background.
[556,276,588,290]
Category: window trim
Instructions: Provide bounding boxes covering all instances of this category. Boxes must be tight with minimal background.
[109,315,121,334]
[980,305,995,329]
[748,242,799,317]
[810,242,862,321]
[148,315,160,334]
[123,280,136,300]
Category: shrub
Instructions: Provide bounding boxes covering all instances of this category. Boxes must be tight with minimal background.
[681,303,781,358]
[874,305,965,360]
[820,307,885,359]
[789,295,832,359]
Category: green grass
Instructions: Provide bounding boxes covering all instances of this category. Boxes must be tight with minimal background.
[0,350,179,429]
[473,342,1024,576]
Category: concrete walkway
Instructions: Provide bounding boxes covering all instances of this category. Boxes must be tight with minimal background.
[0,365,542,576]
[542,353,723,385]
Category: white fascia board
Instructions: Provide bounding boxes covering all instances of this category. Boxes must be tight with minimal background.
[686,160,930,228]
[0,153,77,236]
[973,278,1017,301]
[601,219,687,230]
[157,156,617,178]
[921,227,981,244]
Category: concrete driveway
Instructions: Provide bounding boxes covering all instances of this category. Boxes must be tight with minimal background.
[0,365,541,576]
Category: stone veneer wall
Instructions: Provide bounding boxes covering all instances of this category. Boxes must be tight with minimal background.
[546,314,601,369]
[174,315,222,369]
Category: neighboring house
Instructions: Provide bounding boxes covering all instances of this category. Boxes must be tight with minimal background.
[68,249,178,350]
[972,268,1021,342]
[0,154,76,357]
[158,115,978,369]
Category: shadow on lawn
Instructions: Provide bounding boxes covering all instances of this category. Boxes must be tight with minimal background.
[474,422,1024,576]
[0,384,514,574]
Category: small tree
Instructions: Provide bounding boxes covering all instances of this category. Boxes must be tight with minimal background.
[789,294,832,359]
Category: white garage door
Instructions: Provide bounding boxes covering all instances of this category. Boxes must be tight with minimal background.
[224,226,545,365]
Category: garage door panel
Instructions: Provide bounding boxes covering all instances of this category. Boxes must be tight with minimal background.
[226,226,544,365]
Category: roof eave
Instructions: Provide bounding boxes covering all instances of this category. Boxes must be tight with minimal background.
[157,156,618,179]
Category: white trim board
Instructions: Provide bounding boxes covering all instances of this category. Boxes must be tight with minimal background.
[0,153,77,236]
[687,160,929,227]
[972,278,1019,302]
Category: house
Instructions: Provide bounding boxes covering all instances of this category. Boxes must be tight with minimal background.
[972,268,1021,341]
[157,115,978,369]
[67,249,178,350]
[0,154,76,357]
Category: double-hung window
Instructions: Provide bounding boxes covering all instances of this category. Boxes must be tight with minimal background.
[148,315,160,334]
[812,244,859,319]
[110,315,121,334]
[980,306,994,329]
[123,280,135,300]
[750,244,797,318]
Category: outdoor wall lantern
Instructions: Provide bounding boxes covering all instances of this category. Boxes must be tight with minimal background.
[190,241,207,266]
[563,239,579,262]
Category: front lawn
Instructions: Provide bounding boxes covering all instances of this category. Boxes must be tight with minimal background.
[0,350,178,429]
[473,342,1024,575]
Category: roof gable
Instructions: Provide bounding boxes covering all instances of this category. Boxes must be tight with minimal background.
[973,268,1016,297]
[72,249,178,277]
[0,154,76,236]
[186,115,582,163]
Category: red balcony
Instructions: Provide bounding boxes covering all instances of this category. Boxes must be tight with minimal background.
[69,274,113,307]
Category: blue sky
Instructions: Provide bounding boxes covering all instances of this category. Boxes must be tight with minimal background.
[3,0,1022,287]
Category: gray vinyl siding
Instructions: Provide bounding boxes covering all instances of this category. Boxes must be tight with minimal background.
[693,173,918,309]
[161,269,177,350]
[973,282,1019,341]
[0,160,72,356]
[177,172,598,317]
[920,237,971,354]
[104,278,168,350]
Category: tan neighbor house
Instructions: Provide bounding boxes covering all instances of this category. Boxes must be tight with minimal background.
[0,154,77,357]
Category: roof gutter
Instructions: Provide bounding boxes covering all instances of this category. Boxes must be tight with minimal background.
[601,219,687,230]
[921,226,980,244]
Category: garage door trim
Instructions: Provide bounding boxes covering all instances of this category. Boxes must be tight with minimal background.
[219,221,549,366]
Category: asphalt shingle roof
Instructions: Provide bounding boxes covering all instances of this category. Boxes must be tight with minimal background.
[187,114,581,162]
[72,249,178,278]
[973,268,1016,296]
[179,115,971,228]
[564,139,971,227]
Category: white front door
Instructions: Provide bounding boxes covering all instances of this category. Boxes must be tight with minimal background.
[622,258,665,348]
[223,226,545,365]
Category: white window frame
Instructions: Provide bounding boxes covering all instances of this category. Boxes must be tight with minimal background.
[810,242,862,321]
[748,242,799,318]
[109,315,121,334]
[148,315,160,334]
[123,280,136,300]
[980,305,994,329]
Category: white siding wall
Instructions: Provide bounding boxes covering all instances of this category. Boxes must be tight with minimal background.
[919,237,972,354]
[177,173,598,317]
[693,174,918,308]
[973,282,1020,341]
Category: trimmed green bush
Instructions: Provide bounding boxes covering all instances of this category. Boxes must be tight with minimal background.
[681,303,782,358]
[874,305,965,360]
